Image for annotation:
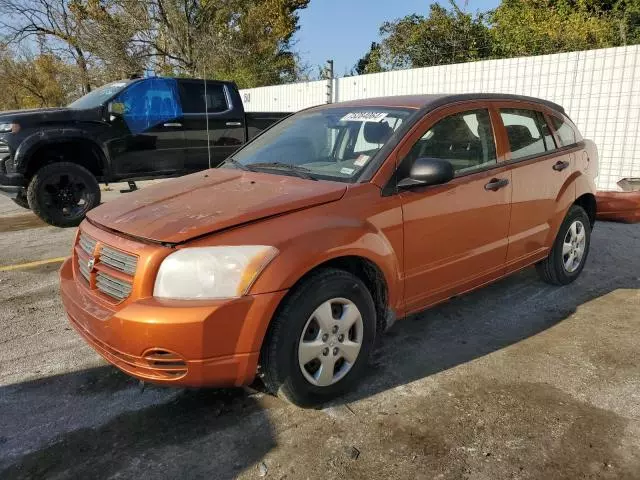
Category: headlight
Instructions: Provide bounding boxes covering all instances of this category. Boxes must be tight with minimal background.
[0,123,18,133]
[153,246,278,299]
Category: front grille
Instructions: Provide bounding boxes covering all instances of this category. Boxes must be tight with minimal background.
[79,232,97,256]
[100,246,137,275]
[96,272,133,301]
[75,231,138,302]
[78,260,91,282]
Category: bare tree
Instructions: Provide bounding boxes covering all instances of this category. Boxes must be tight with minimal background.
[0,0,94,92]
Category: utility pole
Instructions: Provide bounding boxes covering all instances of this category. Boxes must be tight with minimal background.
[325,59,334,104]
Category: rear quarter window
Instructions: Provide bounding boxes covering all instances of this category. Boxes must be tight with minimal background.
[550,116,578,147]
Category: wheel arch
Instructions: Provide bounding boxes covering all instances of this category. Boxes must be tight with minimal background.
[255,253,393,365]
[15,132,108,181]
[575,192,596,227]
[289,255,390,334]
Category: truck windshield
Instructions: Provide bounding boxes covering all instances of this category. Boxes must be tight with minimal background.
[67,80,133,109]
[226,106,413,182]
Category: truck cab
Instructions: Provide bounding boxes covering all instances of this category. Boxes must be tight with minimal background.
[0,77,287,227]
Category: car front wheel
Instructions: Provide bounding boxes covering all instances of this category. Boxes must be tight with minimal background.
[260,268,377,407]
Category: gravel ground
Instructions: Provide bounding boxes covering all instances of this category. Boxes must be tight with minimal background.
[0,186,639,480]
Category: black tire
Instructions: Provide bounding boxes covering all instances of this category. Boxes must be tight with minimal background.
[536,205,591,285]
[12,191,30,210]
[261,268,377,407]
[27,162,101,228]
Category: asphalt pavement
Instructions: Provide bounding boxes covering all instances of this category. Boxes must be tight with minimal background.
[0,185,639,479]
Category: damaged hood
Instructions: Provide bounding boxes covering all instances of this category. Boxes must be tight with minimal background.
[87,169,348,243]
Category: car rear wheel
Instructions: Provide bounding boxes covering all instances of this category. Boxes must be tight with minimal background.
[260,268,377,407]
[27,162,101,228]
[536,205,591,285]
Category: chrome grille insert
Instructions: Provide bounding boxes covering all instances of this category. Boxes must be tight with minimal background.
[78,260,91,283]
[76,230,137,302]
[79,233,97,256]
[100,246,137,275]
[96,272,133,301]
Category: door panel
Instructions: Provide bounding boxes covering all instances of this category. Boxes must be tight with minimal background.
[495,107,574,272]
[107,78,186,177]
[401,170,512,312]
[398,105,512,314]
[505,152,573,271]
[178,80,245,171]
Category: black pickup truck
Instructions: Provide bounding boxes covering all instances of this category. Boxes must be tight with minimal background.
[0,77,288,227]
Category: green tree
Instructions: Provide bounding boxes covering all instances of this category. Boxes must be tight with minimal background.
[356,1,492,72]
[355,42,384,74]
[490,0,627,57]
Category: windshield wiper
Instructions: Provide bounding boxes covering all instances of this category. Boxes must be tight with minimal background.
[220,158,253,171]
[248,162,318,181]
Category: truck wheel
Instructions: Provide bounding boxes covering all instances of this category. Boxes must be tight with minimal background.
[261,269,377,407]
[12,191,30,209]
[27,162,101,228]
[536,205,591,285]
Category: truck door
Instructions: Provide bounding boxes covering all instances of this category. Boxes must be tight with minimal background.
[106,78,186,177]
[178,79,246,171]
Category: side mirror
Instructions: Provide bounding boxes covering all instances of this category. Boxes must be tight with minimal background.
[108,101,125,115]
[397,157,454,189]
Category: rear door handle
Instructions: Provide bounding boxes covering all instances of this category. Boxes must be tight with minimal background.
[226,121,242,127]
[484,178,509,191]
[553,160,570,171]
[163,122,182,128]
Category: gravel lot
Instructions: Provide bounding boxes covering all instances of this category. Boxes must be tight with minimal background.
[0,185,639,480]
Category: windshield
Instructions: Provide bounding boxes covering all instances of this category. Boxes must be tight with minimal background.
[67,80,133,109]
[226,106,412,182]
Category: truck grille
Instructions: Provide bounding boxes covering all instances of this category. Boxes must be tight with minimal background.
[75,231,138,302]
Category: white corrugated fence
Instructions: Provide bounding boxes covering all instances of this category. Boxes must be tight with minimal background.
[240,45,640,192]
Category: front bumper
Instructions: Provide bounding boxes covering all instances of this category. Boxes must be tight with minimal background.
[60,258,287,387]
[0,156,26,199]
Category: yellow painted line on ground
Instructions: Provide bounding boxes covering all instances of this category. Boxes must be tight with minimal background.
[0,257,67,272]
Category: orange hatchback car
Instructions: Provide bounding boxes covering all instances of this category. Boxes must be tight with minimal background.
[60,94,598,406]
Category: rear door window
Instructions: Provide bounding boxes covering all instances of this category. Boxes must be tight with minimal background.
[500,109,551,160]
[550,116,577,146]
[179,81,229,114]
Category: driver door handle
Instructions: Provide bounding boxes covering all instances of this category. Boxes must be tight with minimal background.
[484,178,509,191]
[163,122,182,128]
[553,160,570,171]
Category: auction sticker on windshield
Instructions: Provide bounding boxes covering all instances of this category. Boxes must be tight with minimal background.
[341,112,388,122]
[354,154,370,167]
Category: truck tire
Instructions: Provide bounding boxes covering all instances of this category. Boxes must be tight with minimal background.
[12,191,30,209]
[27,162,101,228]
[261,268,377,407]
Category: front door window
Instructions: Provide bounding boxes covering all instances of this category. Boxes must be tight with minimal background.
[112,78,182,134]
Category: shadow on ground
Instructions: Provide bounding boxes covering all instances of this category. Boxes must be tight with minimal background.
[338,222,640,405]
[0,369,277,479]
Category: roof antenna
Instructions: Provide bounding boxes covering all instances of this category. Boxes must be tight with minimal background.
[203,70,212,169]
